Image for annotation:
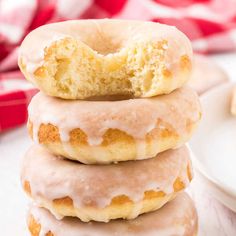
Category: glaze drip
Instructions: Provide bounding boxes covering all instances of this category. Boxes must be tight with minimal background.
[28,87,201,148]
[29,193,197,236]
[21,145,192,209]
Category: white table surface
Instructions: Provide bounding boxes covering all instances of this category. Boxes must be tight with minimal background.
[0,52,236,236]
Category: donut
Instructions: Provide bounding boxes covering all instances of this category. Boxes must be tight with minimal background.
[188,54,228,95]
[27,87,201,164]
[18,19,192,99]
[21,145,193,222]
[27,192,198,236]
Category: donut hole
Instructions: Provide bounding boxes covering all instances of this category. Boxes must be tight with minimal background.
[80,23,124,56]
[86,36,122,55]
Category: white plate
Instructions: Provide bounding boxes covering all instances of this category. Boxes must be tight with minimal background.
[1,125,236,235]
[190,82,236,212]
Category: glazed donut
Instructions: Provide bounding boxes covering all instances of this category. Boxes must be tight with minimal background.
[21,145,193,222]
[28,193,198,236]
[27,87,201,164]
[18,19,192,99]
[188,54,228,95]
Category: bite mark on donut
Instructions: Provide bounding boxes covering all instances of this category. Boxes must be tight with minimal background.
[28,37,191,99]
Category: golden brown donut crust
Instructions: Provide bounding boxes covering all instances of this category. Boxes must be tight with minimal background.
[27,193,198,236]
[28,119,198,164]
[27,86,201,163]
[23,172,191,222]
[28,216,198,236]
[21,144,193,222]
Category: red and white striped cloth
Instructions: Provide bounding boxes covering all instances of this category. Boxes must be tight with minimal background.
[1,0,236,132]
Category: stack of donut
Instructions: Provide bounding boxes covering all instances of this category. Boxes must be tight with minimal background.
[18,19,201,236]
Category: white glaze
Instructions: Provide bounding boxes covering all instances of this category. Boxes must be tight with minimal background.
[29,193,197,236]
[201,119,236,190]
[21,145,192,210]
[135,139,147,159]
[28,87,201,148]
